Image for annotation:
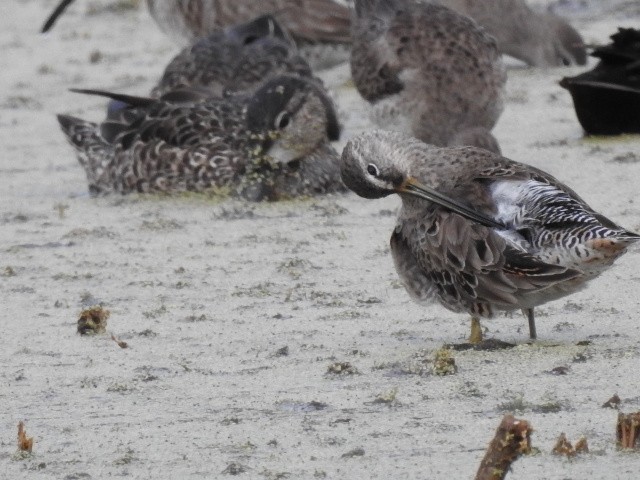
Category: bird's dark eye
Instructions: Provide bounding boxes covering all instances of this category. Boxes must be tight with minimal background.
[561,56,571,66]
[275,111,290,129]
[367,163,379,176]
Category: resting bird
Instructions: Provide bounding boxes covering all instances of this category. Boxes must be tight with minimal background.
[151,15,317,99]
[350,0,506,153]
[41,0,584,69]
[57,75,345,201]
[41,0,351,45]
[341,130,639,343]
[435,0,587,67]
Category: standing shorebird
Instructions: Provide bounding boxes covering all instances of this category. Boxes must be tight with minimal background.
[350,0,506,153]
[341,130,639,343]
[436,0,587,67]
[57,75,345,201]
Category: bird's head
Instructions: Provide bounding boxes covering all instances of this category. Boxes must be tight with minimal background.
[341,130,504,229]
[246,75,340,166]
[340,130,422,199]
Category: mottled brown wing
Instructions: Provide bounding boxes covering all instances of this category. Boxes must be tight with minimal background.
[225,41,314,95]
[215,0,351,43]
[392,208,579,316]
[152,34,233,97]
[350,5,404,102]
[110,138,245,194]
[99,97,251,193]
[152,15,310,99]
[110,99,247,150]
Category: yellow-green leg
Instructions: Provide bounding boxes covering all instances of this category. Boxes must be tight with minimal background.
[469,317,483,344]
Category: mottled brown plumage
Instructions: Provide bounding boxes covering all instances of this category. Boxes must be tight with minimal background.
[41,0,352,69]
[42,0,351,45]
[41,0,585,69]
[57,76,345,201]
[350,0,506,152]
[151,15,313,97]
[146,0,351,45]
[341,130,639,341]
[436,0,587,67]
[151,15,340,140]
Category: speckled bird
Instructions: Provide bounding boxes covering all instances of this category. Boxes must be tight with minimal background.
[151,15,317,99]
[42,0,351,45]
[341,130,639,342]
[147,0,351,46]
[350,0,506,153]
[57,75,345,201]
[436,0,587,67]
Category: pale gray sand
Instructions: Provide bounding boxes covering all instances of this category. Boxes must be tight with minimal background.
[2,1,640,478]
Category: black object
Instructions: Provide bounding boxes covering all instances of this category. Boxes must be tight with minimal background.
[560,28,640,135]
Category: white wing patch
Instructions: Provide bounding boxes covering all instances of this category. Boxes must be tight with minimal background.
[489,179,532,224]
[489,179,565,251]
[490,179,563,225]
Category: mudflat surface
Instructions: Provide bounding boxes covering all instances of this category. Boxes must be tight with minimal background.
[2,1,640,478]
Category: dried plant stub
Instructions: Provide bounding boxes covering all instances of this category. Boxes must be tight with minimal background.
[552,432,589,457]
[552,433,574,457]
[77,306,110,335]
[475,414,532,480]
[17,421,33,453]
[574,436,589,454]
[617,411,640,449]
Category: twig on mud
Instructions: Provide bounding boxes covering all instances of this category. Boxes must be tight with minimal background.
[475,414,532,480]
[111,333,128,349]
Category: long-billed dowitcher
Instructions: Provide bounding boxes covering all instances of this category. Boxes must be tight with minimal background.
[350,0,506,153]
[436,0,587,67]
[341,130,639,342]
[57,75,345,200]
[42,0,351,45]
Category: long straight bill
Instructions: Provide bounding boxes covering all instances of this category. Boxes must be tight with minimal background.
[400,177,504,229]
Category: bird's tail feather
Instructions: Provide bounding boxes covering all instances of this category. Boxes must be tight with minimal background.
[57,114,112,194]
